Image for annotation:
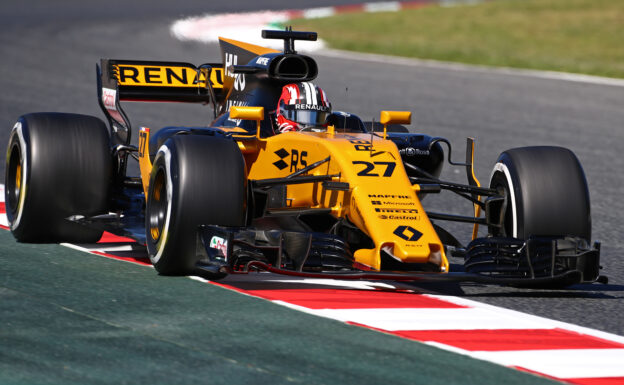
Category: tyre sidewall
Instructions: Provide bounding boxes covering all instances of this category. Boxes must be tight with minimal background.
[146,135,246,275]
[490,156,521,238]
[5,113,111,242]
[490,146,590,241]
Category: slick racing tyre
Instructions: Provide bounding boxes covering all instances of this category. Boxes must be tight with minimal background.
[5,113,111,243]
[489,146,591,241]
[146,134,246,276]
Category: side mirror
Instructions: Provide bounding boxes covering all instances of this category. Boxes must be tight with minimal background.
[230,106,264,138]
[230,106,264,120]
[379,110,411,139]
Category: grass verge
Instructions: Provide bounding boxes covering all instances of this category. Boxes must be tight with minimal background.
[291,0,624,78]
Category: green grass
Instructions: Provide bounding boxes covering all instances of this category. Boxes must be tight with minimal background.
[291,0,624,78]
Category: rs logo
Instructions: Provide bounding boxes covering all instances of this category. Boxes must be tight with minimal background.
[273,148,308,172]
[393,225,422,242]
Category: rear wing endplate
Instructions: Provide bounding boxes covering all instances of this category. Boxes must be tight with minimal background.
[97,59,225,146]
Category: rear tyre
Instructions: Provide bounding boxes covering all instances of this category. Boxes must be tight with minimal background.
[489,146,591,241]
[146,134,246,275]
[4,113,111,242]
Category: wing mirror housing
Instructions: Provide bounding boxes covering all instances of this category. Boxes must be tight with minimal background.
[379,110,411,139]
[230,106,265,139]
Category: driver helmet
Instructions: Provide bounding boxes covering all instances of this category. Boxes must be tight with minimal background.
[276,82,331,132]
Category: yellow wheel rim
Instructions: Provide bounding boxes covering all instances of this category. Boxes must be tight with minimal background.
[15,164,21,191]
[149,171,165,241]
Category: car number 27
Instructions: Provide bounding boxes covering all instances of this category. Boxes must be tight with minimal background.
[352,161,396,177]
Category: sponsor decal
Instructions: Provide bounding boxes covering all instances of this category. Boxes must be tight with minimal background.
[102,87,117,111]
[389,201,415,206]
[375,208,418,214]
[225,53,238,77]
[399,147,430,156]
[256,57,269,66]
[234,73,246,91]
[393,225,423,242]
[390,215,420,220]
[209,236,228,256]
[226,100,248,110]
[114,64,222,88]
[378,214,421,221]
[348,139,385,157]
[223,53,245,91]
[349,139,372,151]
[368,194,410,199]
[372,200,415,206]
[292,104,330,111]
[272,148,308,172]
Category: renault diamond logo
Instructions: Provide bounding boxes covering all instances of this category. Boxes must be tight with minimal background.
[393,225,422,242]
[273,148,289,170]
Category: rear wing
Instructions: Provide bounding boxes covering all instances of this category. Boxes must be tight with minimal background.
[97,59,225,146]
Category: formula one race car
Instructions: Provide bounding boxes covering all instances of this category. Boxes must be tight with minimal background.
[4,29,604,287]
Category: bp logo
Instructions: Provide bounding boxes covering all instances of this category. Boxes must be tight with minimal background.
[393,225,422,242]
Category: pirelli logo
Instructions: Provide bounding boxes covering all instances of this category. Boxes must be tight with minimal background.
[114,64,223,88]
[375,208,418,214]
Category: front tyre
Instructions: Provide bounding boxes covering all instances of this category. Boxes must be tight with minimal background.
[489,146,591,241]
[5,113,111,243]
[146,134,246,275]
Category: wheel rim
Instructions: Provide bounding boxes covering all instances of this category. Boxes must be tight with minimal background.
[148,168,167,242]
[490,170,515,238]
[7,143,24,216]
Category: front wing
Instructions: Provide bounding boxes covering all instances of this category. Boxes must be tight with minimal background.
[194,225,604,288]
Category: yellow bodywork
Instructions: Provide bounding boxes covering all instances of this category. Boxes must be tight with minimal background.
[137,108,449,273]
[138,127,152,198]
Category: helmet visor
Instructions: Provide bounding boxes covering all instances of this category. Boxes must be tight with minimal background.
[282,105,330,127]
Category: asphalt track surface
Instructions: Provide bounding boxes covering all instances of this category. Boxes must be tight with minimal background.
[1,0,623,383]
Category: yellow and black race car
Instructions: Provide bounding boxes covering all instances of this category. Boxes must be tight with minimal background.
[4,29,604,287]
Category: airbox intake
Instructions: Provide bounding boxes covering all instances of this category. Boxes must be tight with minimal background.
[268,54,318,81]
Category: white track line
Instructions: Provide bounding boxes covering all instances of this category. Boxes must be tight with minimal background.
[474,348,624,379]
[274,304,555,331]
[428,294,624,345]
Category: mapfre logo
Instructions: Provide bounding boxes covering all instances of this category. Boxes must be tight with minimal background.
[368,194,410,199]
[256,57,269,66]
